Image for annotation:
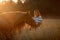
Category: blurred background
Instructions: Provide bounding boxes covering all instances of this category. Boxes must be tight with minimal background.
[0,0,60,18]
[0,0,60,40]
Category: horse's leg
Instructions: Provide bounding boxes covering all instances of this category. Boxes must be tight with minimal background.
[14,21,25,34]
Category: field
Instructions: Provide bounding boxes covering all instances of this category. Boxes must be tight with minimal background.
[12,19,60,40]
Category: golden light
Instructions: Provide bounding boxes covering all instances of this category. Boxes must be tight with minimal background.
[20,0,26,3]
[0,0,9,2]
[5,0,9,1]
[12,0,18,3]
[0,0,3,3]
[0,0,18,4]
[0,0,9,4]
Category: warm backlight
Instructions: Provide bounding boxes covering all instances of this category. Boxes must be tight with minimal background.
[12,0,18,3]
[0,0,3,3]
[5,0,9,1]
[0,0,18,3]
[20,0,26,3]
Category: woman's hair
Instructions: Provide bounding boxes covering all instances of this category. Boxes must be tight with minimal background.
[34,9,41,17]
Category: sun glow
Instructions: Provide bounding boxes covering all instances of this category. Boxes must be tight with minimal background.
[0,0,3,3]
[12,0,18,3]
[20,0,26,3]
[0,0,18,3]
[5,0,9,1]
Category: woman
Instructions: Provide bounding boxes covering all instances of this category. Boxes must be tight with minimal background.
[32,10,42,27]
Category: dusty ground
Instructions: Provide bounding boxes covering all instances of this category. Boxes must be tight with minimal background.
[12,19,60,40]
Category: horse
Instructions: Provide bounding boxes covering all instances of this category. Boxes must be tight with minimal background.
[0,11,37,40]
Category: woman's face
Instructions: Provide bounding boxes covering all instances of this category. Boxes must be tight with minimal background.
[34,11,40,17]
